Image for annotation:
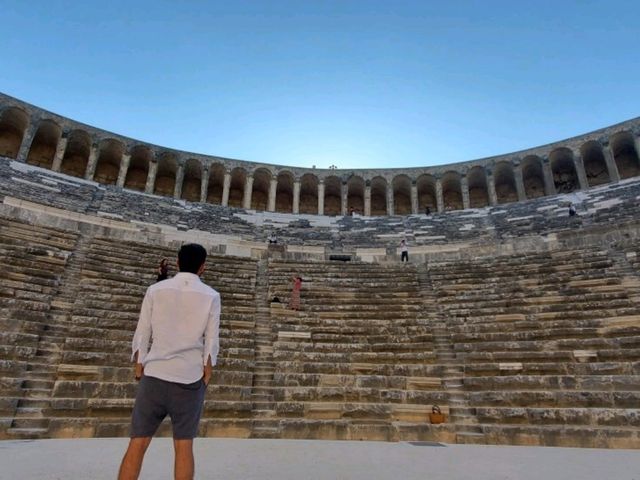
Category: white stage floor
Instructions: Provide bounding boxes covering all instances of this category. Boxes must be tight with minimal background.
[0,437,638,480]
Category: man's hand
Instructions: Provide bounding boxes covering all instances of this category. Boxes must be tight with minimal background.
[203,355,212,386]
[203,364,212,386]
[135,363,144,380]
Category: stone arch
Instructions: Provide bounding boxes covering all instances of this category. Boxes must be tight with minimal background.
[550,148,579,193]
[392,174,412,215]
[324,176,342,216]
[442,171,463,211]
[182,158,202,202]
[154,153,178,196]
[610,131,640,179]
[26,119,61,168]
[299,173,318,214]
[229,167,247,208]
[521,155,545,199]
[60,129,91,178]
[124,146,152,191]
[252,168,271,211]
[370,176,387,216]
[207,163,225,204]
[580,141,610,187]
[0,107,29,159]
[416,174,437,212]
[467,166,489,208]
[276,170,294,213]
[494,162,518,204]
[347,176,365,214]
[94,138,124,185]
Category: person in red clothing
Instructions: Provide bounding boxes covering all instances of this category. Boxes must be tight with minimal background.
[289,275,303,311]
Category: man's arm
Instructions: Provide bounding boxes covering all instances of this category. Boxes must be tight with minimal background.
[203,293,221,385]
[131,289,153,380]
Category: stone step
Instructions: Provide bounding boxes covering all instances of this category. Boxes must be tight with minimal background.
[6,427,49,439]
[11,417,49,429]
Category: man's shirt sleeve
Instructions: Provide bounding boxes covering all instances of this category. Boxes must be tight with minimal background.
[131,288,153,363]
[203,293,221,366]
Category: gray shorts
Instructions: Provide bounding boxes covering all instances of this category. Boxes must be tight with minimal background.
[130,374,206,439]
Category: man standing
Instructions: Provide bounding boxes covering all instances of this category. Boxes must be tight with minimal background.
[118,243,221,480]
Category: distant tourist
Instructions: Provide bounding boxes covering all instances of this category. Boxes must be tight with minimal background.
[350,206,355,216]
[400,239,409,263]
[425,206,431,215]
[267,232,278,244]
[289,275,303,311]
[156,258,169,282]
[568,203,577,217]
[118,243,221,480]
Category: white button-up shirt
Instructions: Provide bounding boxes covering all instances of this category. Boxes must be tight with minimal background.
[131,272,221,384]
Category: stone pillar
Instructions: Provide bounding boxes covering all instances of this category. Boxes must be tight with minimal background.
[461,175,470,210]
[386,187,394,215]
[573,152,589,190]
[513,163,526,201]
[116,153,131,188]
[51,135,68,172]
[145,161,158,194]
[317,181,325,215]
[174,164,185,199]
[603,144,620,182]
[542,158,556,196]
[16,122,37,163]
[364,183,371,216]
[486,170,498,205]
[292,179,301,214]
[267,177,277,211]
[435,177,444,213]
[243,174,254,209]
[222,171,231,207]
[84,144,99,180]
[200,167,210,203]
[341,182,348,216]
[410,182,418,214]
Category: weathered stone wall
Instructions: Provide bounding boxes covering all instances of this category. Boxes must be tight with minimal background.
[2,92,640,217]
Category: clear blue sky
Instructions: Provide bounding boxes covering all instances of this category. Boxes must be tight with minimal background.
[1,0,638,169]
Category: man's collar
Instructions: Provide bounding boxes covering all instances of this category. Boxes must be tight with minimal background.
[174,272,201,281]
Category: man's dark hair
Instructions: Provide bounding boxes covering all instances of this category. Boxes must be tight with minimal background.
[178,243,207,274]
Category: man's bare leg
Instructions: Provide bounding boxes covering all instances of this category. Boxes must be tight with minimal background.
[118,437,152,480]
[174,439,195,480]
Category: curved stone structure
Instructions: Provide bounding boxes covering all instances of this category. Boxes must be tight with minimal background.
[2,92,640,216]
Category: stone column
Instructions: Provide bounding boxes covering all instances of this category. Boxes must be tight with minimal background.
[603,144,620,182]
[292,178,301,214]
[51,135,68,172]
[461,174,470,210]
[386,187,394,215]
[317,181,325,215]
[222,171,231,206]
[341,182,348,216]
[173,164,185,199]
[84,144,99,180]
[486,170,498,205]
[364,183,371,216]
[542,158,556,196]
[116,153,131,188]
[16,122,37,163]
[435,177,444,213]
[573,152,589,190]
[243,174,254,209]
[267,177,277,211]
[513,163,526,201]
[410,181,418,214]
[200,167,210,203]
[145,161,158,194]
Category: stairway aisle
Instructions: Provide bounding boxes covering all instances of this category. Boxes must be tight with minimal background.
[8,231,93,439]
[417,263,485,445]
[250,259,279,438]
